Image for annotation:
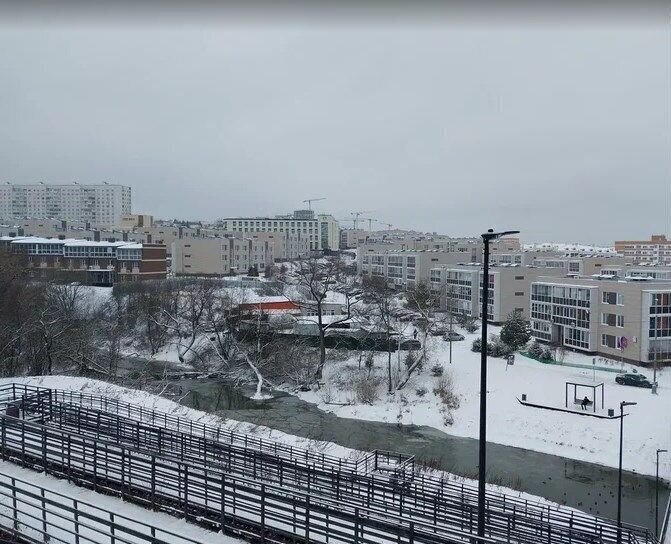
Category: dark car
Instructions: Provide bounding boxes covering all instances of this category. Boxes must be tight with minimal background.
[615,373,653,388]
[443,331,465,342]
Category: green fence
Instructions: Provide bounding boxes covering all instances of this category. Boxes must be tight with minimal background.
[519,351,624,374]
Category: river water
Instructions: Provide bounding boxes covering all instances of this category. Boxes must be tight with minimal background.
[149,376,669,534]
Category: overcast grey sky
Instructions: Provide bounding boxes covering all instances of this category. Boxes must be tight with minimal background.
[0,5,668,244]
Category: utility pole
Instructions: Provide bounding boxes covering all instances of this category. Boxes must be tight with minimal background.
[657,449,668,538]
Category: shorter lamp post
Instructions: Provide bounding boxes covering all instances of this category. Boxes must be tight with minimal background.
[657,448,668,538]
[617,401,637,544]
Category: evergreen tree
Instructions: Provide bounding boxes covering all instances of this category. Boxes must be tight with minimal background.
[500,309,531,351]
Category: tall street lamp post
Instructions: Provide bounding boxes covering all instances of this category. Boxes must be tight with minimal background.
[617,401,637,544]
[657,448,668,538]
[477,228,519,538]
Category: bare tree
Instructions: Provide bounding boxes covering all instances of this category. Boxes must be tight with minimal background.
[362,276,397,393]
[284,255,361,382]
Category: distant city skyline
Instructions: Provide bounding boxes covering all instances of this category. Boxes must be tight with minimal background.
[0,6,667,245]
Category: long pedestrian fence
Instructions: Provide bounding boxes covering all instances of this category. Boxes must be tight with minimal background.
[0,383,658,544]
[0,470,230,544]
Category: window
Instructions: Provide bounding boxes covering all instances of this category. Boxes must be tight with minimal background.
[602,313,624,327]
[514,292,524,296]
[602,292,623,305]
[601,334,623,349]
[514,276,524,280]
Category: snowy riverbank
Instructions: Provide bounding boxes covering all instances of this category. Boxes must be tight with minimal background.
[293,328,671,479]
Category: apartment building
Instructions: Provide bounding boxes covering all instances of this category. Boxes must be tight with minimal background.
[219,210,339,252]
[614,235,671,265]
[0,236,166,285]
[429,264,567,324]
[0,183,131,228]
[529,275,671,365]
[171,237,274,276]
[531,254,632,276]
[340,229,369,249]
[119,214,153,231]
[358,249,475,290]
[0,218,145,244]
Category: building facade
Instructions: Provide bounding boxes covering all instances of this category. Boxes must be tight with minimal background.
[218,210,339,252]
[0,183,131,228]
[0,236,166,285]
[358,249,476,290]
[430,264,567,324]
[614,235,671,265]
[171,237,274,276]
[529,275,671,365]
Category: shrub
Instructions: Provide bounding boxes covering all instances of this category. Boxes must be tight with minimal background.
[471,338,482,352]
[433,374,460,410]
[541,348,554,361]
[404,351,416,370]
[353,372,383,404]
[487,334,514,358]
[430,364,444,377]
[528,341,544,359]
[416,386,428,397]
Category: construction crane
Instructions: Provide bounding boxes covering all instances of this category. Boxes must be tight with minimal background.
[350,211,373,230]
[363,218,378,232]
[380,222,393,231]
[303,198,326,211]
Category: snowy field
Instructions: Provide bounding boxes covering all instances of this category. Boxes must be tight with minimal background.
[294,327,671,479]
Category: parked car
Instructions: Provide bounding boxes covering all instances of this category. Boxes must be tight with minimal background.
[615,373,653,388]
[443,331,465,342]
[399,312,422,322]
[429,325,450,336]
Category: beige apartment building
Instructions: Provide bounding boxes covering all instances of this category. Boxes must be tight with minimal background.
[340,229,369,249]
[172,236,274,276]
[530,275,671,365]
[358,249,475,290]
[614,234,671,265]
[429,264,567,324]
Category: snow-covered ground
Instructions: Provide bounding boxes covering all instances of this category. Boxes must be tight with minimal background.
[295,328,671,479]
[0,375,353,459]
[0,375,565,508]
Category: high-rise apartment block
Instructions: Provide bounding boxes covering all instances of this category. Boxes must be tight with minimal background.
[0,183,131,228]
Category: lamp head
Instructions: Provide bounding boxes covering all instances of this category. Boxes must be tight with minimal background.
[620,401,638,408]
[658,449,668,454]
[482,229,521,241]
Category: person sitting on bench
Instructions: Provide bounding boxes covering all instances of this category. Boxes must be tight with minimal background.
[580,396,591,410]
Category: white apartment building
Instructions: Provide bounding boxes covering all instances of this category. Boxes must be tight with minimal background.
[530,275,671,365]
[0,183,131,228]
[219,210,339,252]
[172,237,274,276]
